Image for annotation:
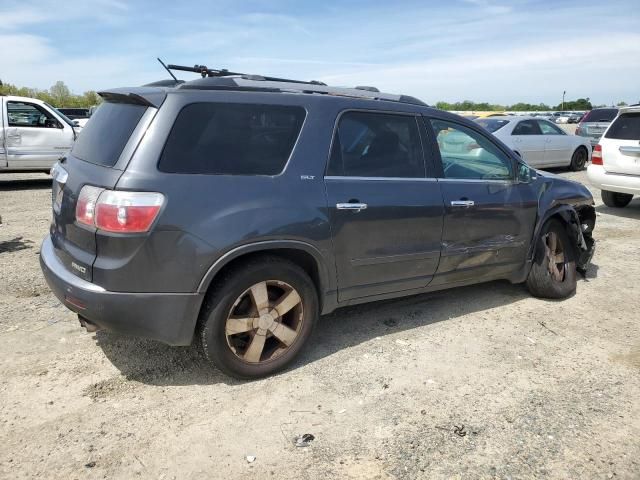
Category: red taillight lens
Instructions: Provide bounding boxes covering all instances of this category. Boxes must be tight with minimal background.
[76,187,164,233]
[592,144,603,165]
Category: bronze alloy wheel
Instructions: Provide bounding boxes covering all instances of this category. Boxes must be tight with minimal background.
[544,231,566,282]
[224,280,304,364]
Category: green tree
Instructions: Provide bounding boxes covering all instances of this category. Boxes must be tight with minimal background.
[0,81,101,108]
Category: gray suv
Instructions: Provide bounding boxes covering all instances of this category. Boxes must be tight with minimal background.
[40,66,596,378]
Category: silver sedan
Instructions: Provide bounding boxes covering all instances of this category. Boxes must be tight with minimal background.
[475,116,591,170]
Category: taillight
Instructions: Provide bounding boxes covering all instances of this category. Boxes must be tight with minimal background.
[76,186,164,233]
[592,145,603,165]
[76,186,104,227]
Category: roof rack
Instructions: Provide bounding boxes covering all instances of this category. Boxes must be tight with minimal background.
[165,62,327,86]
[155,59,428,107]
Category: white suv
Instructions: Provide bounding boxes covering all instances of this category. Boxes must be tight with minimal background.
[587,105,640,208]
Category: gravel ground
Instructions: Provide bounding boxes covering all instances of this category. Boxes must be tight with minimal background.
[0,167,639,480]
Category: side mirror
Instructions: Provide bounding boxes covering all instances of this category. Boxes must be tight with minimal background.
[517,162,534,183]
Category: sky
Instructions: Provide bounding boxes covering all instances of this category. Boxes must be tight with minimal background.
[0,0,638,106]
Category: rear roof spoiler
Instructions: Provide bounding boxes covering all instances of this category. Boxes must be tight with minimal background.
[98,87,167,108]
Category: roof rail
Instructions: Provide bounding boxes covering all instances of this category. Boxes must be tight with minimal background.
[165,62,327,86]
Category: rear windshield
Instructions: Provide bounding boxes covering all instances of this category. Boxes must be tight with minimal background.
[581,108,618,123]
[71,102,147,167]
[476,118,510,133]
[605,112,640,140]
[159,102,306,175]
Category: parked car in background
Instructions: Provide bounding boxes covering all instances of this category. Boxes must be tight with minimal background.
[1,95,79,172]
[39,68,596,378]
[475,116,591,170]
[58,107,91,128]
[587,105,640,207]
[576,108,619,147]
[554,112,581,124]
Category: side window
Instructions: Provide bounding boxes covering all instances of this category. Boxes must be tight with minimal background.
[512,120,541,135]
[430,119,513,181]
[327,111,424,178]
[159,103,306,175]
[7,102,60,128]
[537,120,565,135]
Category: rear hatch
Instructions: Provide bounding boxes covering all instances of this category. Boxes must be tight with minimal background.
[50,94,157,282]
[600,109,640,176]
[577,108,618,144]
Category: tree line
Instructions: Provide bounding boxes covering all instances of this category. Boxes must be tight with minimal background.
[435,98,630,112]
[0,80,632,112]
[0,80,101,109]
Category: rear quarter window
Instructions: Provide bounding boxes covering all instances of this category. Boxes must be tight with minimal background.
[158,103,306,175]
[71,102,147,167]
[605,112,640,140]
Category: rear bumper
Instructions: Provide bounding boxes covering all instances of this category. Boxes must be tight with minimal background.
[39,235,203,346]
[587,165,640,196]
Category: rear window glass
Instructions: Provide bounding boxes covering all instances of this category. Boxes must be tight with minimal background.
[605,112,640,140]
[71,102,147,167]
[475,118,509,133]
[159,103,306,175]
[582,108,618,123]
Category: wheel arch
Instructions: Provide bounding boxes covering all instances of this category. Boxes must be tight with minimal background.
[527,204,595,272]
[196,240,336,314]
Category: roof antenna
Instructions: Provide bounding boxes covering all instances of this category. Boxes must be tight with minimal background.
[157,57,178,81]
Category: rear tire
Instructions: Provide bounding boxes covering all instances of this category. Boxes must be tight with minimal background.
[526,219,577,299]
[199,256,318,379]
[569,146,588,171]
[601,190,633,208]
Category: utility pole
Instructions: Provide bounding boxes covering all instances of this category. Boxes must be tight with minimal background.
[562,90,566,111]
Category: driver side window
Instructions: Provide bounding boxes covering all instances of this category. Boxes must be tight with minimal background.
[7,101,60,128]
[430,119,513,180]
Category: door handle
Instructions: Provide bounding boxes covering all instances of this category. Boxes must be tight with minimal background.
[336,202,368,212]
[619,146,640,157]
[450,200,474,207]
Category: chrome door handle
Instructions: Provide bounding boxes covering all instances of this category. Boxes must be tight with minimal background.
[450,200,474,207]
[619,146,640,156]
[336,202,367,212]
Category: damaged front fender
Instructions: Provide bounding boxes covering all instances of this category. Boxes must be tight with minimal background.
[525,170,596,276]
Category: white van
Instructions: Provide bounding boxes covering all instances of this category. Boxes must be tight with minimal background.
[1,95,80,172]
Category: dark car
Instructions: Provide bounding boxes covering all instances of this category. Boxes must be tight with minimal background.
[575,108,619,147]
[40,68,596,379]
[56,108,90,120]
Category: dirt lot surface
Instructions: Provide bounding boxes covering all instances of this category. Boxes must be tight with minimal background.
[1,169,639,480]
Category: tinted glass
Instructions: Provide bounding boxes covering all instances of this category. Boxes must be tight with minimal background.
[71,102,146,167]
[7,101,59,128]
[476,118,509,133]
[327,111,424,178]
[431,119,513,180]
[582,108,618,123]
[605,112,640,140]
[537,120,565,135]
[159,103,305,175]
[512,120,541,135]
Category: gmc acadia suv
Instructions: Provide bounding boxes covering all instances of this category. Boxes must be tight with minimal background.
[40,67,596,378]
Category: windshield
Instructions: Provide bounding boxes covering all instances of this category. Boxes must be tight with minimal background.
[475,118,510,133]
[45,103,77,129]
